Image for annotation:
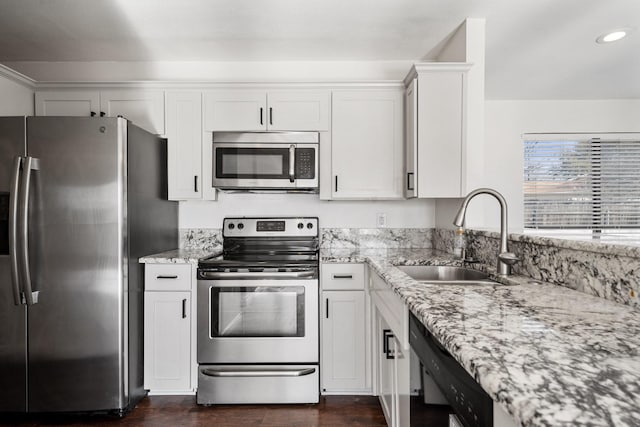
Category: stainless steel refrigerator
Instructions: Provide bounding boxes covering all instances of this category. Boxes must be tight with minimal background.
[0,116,178,414]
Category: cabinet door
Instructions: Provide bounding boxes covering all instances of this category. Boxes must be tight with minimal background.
[267,90,330,131]
[166,91,203,200]
[377,311,396,427]
[404,79,418,198]
[395,338,411,427]
[35,91,100,117]
[100,89,165,135]
[321,291,366,393]
[417,71,464,198]
[144,292,191,393]
[203,90,266,131]
[331,90,404,199]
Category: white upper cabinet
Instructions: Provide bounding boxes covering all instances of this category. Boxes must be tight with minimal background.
[35,89,165,135]
[203,89,329,132]
[203,90,267,131]
[404,63,472,198]
[404,79,417,198]
[266,90,329,131]
[166,91,216,201]
[35,91,100,117]
[100,90,165,135]
[330,89,404,199]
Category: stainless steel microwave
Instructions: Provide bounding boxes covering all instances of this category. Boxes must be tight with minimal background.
[212,132,319,192]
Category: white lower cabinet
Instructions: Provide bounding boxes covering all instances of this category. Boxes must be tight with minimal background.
[320,263,371,394]
[143,263,197,394]
[370,268,410,427]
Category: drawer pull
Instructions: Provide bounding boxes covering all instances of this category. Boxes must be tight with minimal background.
[182,298,187,319]
[156,275,178,279]
[332,274,353,279]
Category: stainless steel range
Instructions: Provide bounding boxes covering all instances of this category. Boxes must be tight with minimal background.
[196,217,319,405]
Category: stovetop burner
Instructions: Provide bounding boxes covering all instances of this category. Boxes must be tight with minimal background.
[198,217,319,273]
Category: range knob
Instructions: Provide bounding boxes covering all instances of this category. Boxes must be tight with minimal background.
[237,223,244,230]
[297,223,304,229]
[306,222,314,229]
[228,223,235,229]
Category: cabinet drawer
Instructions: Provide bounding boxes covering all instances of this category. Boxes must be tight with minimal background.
[145,264,193,291]
[321,263,365,290]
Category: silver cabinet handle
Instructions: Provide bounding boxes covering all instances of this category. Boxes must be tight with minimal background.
[289,144,296,183]
[260,107,264,125]
[9,156,22,306]
[332,274,353,279]
[156,275,178,279]
[19,156,40,305]
[202,368,315,378]
[182,298,187,319]
[269,107,273,125]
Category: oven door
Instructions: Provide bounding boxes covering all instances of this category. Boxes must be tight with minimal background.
[212,143,318,190]
[197,276,319,364]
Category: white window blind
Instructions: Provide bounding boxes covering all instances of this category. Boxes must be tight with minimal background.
[523,133,640,234]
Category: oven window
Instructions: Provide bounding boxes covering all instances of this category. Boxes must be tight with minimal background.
[215,147,289,179]
[210,286,305,337]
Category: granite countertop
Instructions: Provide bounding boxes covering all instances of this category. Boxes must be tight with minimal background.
[139,248,221,264]
[323,248,640,427]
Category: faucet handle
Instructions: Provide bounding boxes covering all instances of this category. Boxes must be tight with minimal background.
[498,252,520,266]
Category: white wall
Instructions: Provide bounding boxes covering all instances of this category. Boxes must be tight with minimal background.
[0,67,34,115]
[179,192,435,229]
[484,99,640,231]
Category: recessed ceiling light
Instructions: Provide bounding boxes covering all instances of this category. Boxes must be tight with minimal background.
[596,28,633,44]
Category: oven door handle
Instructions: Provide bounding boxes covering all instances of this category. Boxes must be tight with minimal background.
[199,271,316,280]
[201,368,316,378]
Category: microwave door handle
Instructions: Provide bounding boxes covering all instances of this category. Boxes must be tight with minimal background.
[289,144,295,183]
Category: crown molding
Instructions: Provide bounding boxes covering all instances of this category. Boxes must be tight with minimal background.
[0,63,36,88]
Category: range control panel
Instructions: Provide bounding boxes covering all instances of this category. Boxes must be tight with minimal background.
[223,217,319,238]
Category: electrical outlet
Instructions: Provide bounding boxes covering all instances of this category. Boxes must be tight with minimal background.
[376,212,387,228]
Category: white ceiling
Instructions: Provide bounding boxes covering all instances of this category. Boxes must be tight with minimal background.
[0,0,638,99]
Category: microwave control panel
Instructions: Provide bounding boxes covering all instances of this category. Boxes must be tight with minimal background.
[295,148,316,179]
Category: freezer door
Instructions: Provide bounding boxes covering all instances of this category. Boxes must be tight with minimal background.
[25,117,127,412]
[0,117,27,412]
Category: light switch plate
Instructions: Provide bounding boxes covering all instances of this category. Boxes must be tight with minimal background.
[376,212,387,228]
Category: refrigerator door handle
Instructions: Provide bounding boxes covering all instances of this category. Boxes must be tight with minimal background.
[9,156,23,306]
[19,156,40,305]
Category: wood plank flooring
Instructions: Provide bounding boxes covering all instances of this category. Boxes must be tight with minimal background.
[0,395,389,427]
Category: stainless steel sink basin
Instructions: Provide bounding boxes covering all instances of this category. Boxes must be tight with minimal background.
[396,265,496,285]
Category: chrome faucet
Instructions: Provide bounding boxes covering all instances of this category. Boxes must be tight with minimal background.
[453,188,519,275]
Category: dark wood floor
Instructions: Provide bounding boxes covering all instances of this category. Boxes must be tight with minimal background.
[0,395,452,427]
[0,395,387,427]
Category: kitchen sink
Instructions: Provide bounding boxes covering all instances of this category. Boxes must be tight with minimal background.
[395,265,497,285]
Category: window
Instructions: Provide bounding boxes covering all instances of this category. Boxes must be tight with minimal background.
[523,133,640,242]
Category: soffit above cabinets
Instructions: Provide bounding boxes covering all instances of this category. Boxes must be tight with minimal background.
[0,0,638,99]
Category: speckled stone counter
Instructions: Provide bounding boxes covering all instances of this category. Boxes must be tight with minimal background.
[323,248,640,427]
[139,248,221,264]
